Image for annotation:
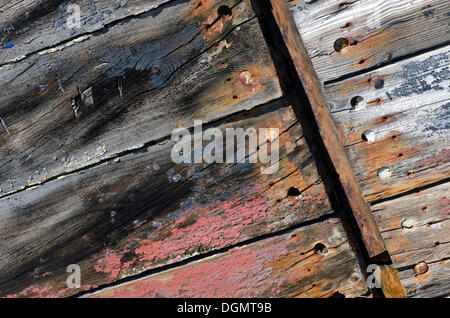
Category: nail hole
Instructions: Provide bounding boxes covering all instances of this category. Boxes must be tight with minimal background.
[350,96,366,109]
[314,243,328,255]
[392,135,397,139]
[226,78,231,82]
[232,95,238,99]
[287,187,301,196]
[435,242,440,247]
[334,38,349,52]
[342,22,353,29]
[422,207,427,212]
[398,153,403,157]
[358,59,365,64]
[217,5,232,17]
[407,172,413,176]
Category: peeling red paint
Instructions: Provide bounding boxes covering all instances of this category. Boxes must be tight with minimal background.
[94,185,270,280]
[415,149,450,169]
[94,249,123,280]
[439,196,450,215]
[92,242,289,298]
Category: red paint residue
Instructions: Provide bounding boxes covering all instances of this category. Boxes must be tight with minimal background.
[94,185,269,281]
[92,242,288,298]
[439,196,450,215]
[94,249,122,280]
[415,149,450,169]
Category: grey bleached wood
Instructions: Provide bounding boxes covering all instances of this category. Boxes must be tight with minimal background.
[372,182,449,298]
[399,260,450,298]
[290,0,450,83]
[324,45,450,202]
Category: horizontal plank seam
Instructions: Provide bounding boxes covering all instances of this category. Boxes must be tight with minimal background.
[74,212,343,298]
[396,256,450,272]
[323,40,450,86]
[0,96,290,201]
[0,0,244,68]
[370,178,450,206]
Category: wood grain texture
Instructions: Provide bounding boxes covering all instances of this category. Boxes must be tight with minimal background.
[372,182,449,297]
[290,0,450,83]
[0,101,336,298]
[325,46,450,202]
[260,0,387,259]
[0,0,282,197]
[372,182,449,268]
[0,0,173,64]
[86,217,368,298]
[398,259,449,298]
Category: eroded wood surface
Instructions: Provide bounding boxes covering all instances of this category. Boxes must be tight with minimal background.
[0,0,282,197]
[0,0,172,64]
[324,45,450,202]
[372,182,449,297]
[87,217,368,298]
[290,0,450,84]
[0,101,338,298]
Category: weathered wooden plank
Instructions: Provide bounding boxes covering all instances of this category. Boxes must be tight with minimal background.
[0,0,282,197]
[0,0,173,64]
[290,0,450,83]
[0,101,335,298]
[398,260,449,298]
[325,46,450,202]
[372,182,449,297]
[372,182,449,268]
[86,217,368,298]
[258,0,388,260]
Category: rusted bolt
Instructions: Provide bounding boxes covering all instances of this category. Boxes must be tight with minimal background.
[239,71,253,86]
[370,76,385,89]
[334,38,349,52]
[377,167,392,179]
[414,262,429,275]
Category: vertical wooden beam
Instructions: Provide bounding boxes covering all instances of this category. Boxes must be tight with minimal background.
[380,266,407,298]
[262,0,387,260]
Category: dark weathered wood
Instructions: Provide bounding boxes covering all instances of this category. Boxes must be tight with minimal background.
[0,0,173,64]
[86,217,368,298]
[261,0,387,260]
[0,101,336,298]
[325,46,450,202]
[0,0,282,197]
[290,0,450,83]
[372,182,449,297]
